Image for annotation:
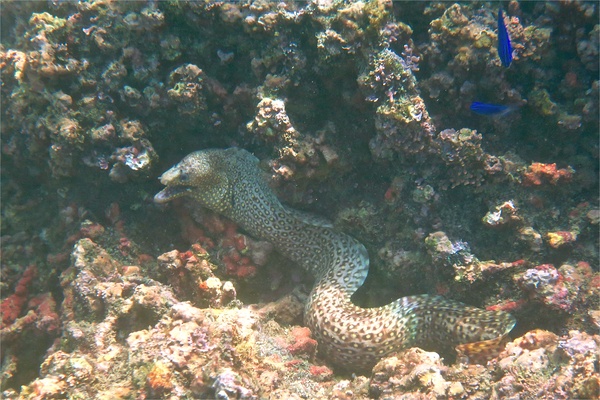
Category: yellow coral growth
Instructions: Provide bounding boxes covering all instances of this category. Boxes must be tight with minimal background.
[546,231,577,248]
[146,361,173,392]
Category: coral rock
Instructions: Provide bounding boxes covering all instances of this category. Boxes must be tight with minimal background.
[517,263,587,312]
[483,200,521,227]
[496,330,600,399]
[370,348,449,398]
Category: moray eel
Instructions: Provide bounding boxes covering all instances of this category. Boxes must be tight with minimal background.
[155,148,516,370]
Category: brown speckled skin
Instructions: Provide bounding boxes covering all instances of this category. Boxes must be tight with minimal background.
[155,148,516,371]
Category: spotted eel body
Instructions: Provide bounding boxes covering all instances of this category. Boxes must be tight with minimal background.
[155,148,516,370]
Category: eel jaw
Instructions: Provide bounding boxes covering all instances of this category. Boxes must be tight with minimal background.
[154,166,192,204]
[154,185,191,204]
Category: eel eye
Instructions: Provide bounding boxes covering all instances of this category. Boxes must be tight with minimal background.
[179,170,189,182]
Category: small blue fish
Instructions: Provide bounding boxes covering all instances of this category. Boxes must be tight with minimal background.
[497,9,512,67]
[470,101,513,116]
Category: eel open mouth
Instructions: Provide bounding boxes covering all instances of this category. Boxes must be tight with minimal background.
[154,165,193,204]
[154,185,191,204]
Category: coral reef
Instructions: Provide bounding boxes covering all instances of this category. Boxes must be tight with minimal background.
[516,262,594,313]
[1,0,598,398]
[494,329,600,399]
[368,329,600,399]
[0,265,60,392]
[3,230,595,399]
[5,236,334,398]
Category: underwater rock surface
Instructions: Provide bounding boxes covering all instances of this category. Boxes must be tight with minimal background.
[1,1,598,398]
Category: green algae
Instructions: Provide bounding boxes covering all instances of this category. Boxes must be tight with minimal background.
[474,30,493,49]
[530,88,558,116]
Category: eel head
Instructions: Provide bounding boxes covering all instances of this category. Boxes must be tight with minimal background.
[154,149,232,213]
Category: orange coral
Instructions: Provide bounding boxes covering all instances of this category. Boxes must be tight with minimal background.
[523,162,574,186]
[309,365,333,381]
[287,326,318,358]
[546,231,577,248]
[146,361,174,392]
[487,299,526,313]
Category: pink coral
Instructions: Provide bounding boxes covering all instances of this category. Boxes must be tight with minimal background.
[287,326,318,358]
[27,293,60,335]
[1,265,36,329]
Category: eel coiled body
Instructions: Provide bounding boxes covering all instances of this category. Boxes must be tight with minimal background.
[155,148,516,370]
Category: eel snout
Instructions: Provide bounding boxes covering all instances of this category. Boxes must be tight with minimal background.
[154,165,191,204]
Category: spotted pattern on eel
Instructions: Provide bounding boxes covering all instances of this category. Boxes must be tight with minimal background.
[155,148,516,371]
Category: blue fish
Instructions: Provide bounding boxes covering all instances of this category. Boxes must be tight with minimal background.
[497,9,512,67]
[470,101,513,116]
